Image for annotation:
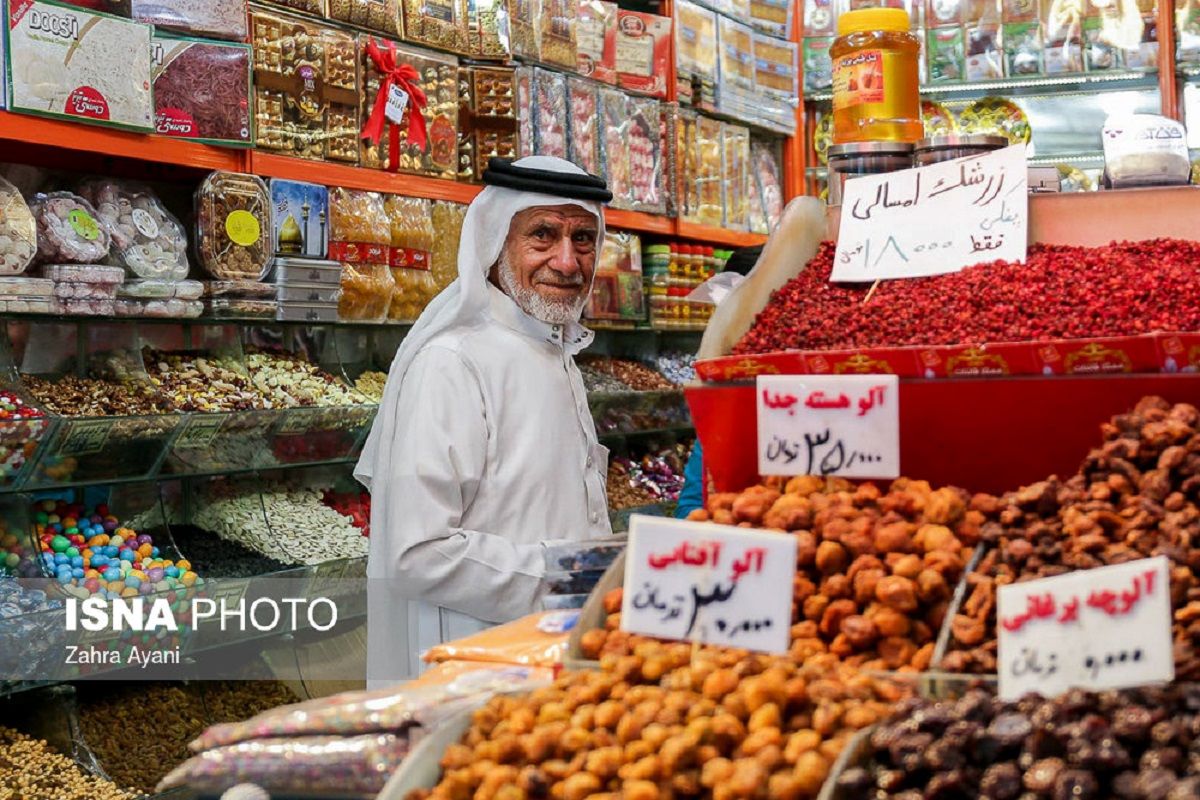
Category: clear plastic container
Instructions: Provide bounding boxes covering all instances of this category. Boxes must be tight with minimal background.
[338,263,396,322]
[831,7,923,144]
[117,279,204,300]
[77,178,190,281]
[30,193,112,265]
[194,170,274,281]
[43,264,125,285]
[0,176,37,275]
[543,539,626,571]
[52,282,119,300]
[115,298,204,318]
[203,298,278,318]
[0,277,52,297]
[51,297,116,316]
[200,280,277,299]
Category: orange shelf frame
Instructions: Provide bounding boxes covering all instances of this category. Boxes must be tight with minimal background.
[606,208,676,235]
[0,110,243,171]
[249,152,483,203]
[676,221,768,248]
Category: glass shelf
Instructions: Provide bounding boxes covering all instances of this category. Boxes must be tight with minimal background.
[806,68,1159,102]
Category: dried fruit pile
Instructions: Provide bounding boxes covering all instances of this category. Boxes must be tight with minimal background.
[734,239,1200,354]
[942,397,1200,678]
[940,398,1200,681]
[836,685,1200,799]
[409,648,907,800]
[582,476,988,671]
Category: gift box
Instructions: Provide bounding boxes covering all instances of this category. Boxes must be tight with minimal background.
[577,0,618,83]
[249,9,361,163]
[151,34,252,147]
[127,0,248,41]
[359,36,459,179]
[7,0,153,132]
[270,180,330,260]
[675,0,718,110]
[403,0,468,53]
[459,65,519,181]
[615,10,672,98]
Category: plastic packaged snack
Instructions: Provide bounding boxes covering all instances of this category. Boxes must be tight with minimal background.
[130,0,248,41]
[929,26,968,81]
[1004,21,1044,74]
[750,0,793,37]
[158,734,409,798]
[115,298,203,318]
[694,114,725,227]
[676,0,719,89]
[803,36,834,92]
[403,0,467,52]
[118,279,204,300]
[249,10,361,163]
[53,282,119,300]
[1103,113,1190,187]
[717,16,756,108]
[52,297,116,316]
[0,177,37,275]
[200,280,277,299]
[405,660,556,692]
[538,0,578,68]
[329,0,402,36]
[43,264,124,284]
[422,610,579,666]
[509,0,539,59]
[7,2,153,132]
[616,10,672,98]
[966,23,1005,79]
[77,178,189,281]
[516,66,534,158]
[599,88,632,208]
[359,37,459,179]
[533,68,568,159]
[577,0,618,82]
[329,188,390,254]
[567,78,601,176]
[1084,15,1122,69]
[152,35,253,147]
[928,0,964,25]
[804,0,837,35]
[260,0,325,12]
[30,193,111,265]
[430,201,465,292]
[0,277,52,297]
[194,171,273,281]
[270,180,329,260]
[627,96,666,214]
[385,195,435,321]
[722,123,751,231]
[338,263,396,321]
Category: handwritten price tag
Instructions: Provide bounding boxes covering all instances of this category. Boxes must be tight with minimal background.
[756,375,899,479]
[997,556,1173,701]
[620,516,796,654]
[832,144,1028,282]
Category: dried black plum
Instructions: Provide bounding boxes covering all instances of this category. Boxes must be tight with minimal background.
[916,703,957,736]
[1153,720,1185,747]
[1135,768,1180,800]
[1112,771,1141,799]
[1051,769,1099,800]
[1166,776,1200,800]
[926,739,967,772]
[1141,747,1184,773]
[979,762,1022,800]
[989,713,1034,748]
[925,769,973,800]
[1024,757,1065,793]
[836,767,873,793]
[1113,706,1156,741]
[877,769,907,791]
[955,690,995,723]
[890,732,935,773]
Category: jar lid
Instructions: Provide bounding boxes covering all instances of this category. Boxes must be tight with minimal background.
[915,134,1010,151]
[646,244,670,254]
[837,7,911,35]
[828,141,915,157]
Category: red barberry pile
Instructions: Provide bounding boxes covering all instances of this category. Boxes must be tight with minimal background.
[734,239,1200,354]
[322,489,371,536]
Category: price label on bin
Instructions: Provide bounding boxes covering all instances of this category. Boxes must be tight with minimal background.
[620,516,795,654]
[997,556,1174,700]
[756,374,899,479]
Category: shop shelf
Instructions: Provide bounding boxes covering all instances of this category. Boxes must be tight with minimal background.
[805,68,1159,102]
[250,152,482,204]
[609,501,676,532]
[0,110,243,172]
[21,414,181,491]
[676,220,768,248]
[605,208,676,235]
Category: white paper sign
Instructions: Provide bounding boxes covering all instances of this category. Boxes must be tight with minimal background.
[620,516,796,654]
[997,556,1174,701]
[832,144,1028,283]
[385,85,410,124]
[756,374,899,478]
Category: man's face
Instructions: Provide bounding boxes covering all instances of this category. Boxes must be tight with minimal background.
[495,204,599,325]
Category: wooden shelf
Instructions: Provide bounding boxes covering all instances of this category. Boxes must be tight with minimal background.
[606,208,676,235]
[676,221,769,248]
[0,111,243,171]
[249,152,483,203]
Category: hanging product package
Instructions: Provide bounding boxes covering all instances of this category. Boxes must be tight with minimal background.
[516,66,535,158]
[249,9,361,163]
[151,34,252,147]
[508,0,539,60]
[751,139,785,231]
[0,177,37,275]
[7,2,153,132]
[749,0,793,38]
[626,96,667,215]
[567,77,601,176]
[385,195,436,321]
[532,68,568,159]
[77,178,189,281]
[360,36,459,179]
[126,0,248,41]
[751,33,800,134]
[29,193,111,265]
[194,171,274,281]
[577,0,618,82]
[716,16,757,118]
[430,201,465,292]
[1102,113,1190,187]
[598,87,632,208]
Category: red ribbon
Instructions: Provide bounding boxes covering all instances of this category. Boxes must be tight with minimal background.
[362,38,428,172]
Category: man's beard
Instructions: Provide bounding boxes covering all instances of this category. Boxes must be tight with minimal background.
[496,253,589,325]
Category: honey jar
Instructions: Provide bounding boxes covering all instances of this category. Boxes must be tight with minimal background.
[830,8,922,144]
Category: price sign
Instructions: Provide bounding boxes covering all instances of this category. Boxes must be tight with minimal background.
[756,375,899,479]
[997,556,1173,701]
[620,516,796,654]
[58,420,111,456]
[175,416,226,450]
[832,144,1028,282]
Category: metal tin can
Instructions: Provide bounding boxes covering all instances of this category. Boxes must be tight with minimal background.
[913,134,1009,166]
[827,141,914,206]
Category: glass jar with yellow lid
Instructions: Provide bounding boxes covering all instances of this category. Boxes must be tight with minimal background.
[831,7,922,144]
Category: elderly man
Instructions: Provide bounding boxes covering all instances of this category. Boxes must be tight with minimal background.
[355,156,613,682]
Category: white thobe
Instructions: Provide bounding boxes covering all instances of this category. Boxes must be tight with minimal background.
[366,284,611,682]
